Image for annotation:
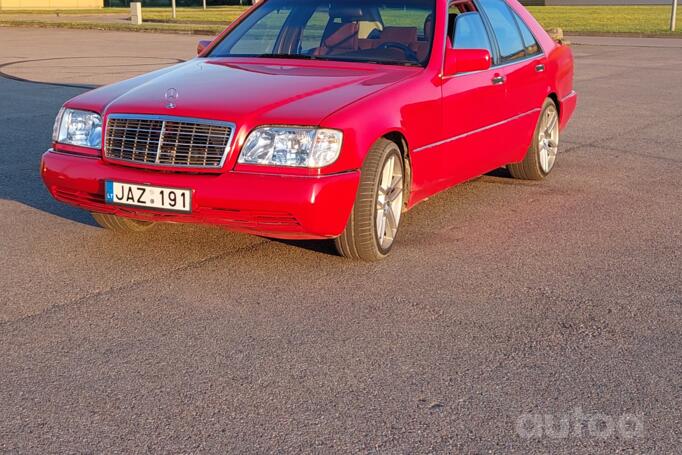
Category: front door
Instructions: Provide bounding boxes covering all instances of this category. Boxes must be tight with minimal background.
[438,9,508,188]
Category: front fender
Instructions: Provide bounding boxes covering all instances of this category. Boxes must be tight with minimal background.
[319,73,442,173]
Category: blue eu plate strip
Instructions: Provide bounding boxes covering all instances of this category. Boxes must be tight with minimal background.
[105,181,114,203]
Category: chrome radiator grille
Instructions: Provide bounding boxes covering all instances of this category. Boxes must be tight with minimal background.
[104,115,235,169]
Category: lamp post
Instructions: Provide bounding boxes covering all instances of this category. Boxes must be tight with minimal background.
[672,0,678,32]
[171,0,176,20]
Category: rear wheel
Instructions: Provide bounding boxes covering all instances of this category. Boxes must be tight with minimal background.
[91,212,154,233]
[508,98,560,180]
[335,138,404,261]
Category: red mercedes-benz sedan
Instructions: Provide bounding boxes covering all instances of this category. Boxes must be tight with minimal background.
[42,0,576,260]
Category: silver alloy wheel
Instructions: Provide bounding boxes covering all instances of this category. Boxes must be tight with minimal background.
[375,154,403,250]
[538,104,560,174]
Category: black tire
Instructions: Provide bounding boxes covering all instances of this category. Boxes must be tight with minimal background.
[91,212,154,233]
[508,98,560,180]
[335,138,404,261]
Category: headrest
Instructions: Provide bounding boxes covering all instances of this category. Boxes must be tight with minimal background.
[325,22,359,47]
[424,13,434,40]
[329,6,364,20]
[380,26,418,43]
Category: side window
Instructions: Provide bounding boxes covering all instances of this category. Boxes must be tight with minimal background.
[478,0,525,63]
[382,6,432,33]
[452,12,492,54]
[511,10,540,55]
[229,7,293,55]
[300,7,330,52]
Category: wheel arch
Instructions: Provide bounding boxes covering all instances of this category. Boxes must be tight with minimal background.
[547,92,560,115]
[546,91,571,130]
[382,131,412,212]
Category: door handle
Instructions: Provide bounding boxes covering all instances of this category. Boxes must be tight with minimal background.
[491,75,505,85]
[535,64,545,72]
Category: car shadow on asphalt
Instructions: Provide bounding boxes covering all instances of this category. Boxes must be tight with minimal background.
[0,76,99,227]
[0,166,98,227]
[273,238,340,257]
[485,167,512,179]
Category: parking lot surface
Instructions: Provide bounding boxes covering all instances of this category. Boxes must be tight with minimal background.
[0,28,680,453]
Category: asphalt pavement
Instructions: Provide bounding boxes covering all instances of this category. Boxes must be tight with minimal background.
[0,28,680,453]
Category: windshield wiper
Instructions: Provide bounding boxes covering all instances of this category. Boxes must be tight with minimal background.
[257,53,316,60]
[313,56,422,67]
[243,53,422,67]
[359,60,422,67]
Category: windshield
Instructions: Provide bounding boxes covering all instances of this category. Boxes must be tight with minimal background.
[208,0,436,67]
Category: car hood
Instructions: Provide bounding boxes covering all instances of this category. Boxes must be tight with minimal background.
[68,58,420,126]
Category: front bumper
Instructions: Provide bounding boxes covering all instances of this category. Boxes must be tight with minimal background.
[41,150,360,239]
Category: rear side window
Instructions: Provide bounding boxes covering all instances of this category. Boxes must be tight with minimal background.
[511,9,540,55]
[478,0,525,63]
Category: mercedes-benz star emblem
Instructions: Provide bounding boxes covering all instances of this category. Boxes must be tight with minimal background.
[165,88,178,109]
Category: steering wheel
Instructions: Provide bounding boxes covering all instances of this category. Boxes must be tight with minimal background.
[377,42,419,62]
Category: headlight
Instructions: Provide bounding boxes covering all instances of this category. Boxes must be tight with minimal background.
[239,127,343,168]
[53,108,102,149]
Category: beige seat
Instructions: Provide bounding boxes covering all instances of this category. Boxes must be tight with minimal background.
[314,22,360,56]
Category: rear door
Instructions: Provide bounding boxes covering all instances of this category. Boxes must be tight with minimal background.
[477,0,547,164]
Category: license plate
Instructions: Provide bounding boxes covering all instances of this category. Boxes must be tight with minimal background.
[105,181,192,213]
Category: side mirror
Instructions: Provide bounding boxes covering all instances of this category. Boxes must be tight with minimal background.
[197,39,212,55]
[443,48,491,77]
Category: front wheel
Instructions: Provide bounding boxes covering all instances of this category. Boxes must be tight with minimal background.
[335,138,405,261]
[508,98,560,180]
[91,212,154,233]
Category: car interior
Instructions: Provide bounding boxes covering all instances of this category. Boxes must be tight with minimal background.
[303,5,431,63]
[306,1,477,64]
